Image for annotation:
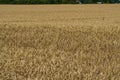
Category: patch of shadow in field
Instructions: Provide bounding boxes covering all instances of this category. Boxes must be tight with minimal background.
[0,24,120,52]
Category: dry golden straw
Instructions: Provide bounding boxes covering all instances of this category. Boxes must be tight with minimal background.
[0,4,120,80]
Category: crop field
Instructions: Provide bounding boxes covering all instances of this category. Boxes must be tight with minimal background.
[0,4,120,80]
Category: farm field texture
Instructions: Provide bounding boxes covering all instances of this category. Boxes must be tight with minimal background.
[0,4,120,80]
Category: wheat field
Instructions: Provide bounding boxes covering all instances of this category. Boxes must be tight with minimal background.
[0,4,120,80]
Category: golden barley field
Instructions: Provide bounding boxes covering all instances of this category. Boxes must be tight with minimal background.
[0,4,120,80]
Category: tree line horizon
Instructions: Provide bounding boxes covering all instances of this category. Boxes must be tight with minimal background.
[0,0,119,4]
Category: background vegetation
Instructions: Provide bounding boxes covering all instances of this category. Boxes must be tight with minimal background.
[0,0,119,4]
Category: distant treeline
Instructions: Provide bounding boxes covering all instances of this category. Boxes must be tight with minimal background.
[0,0,119,4]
